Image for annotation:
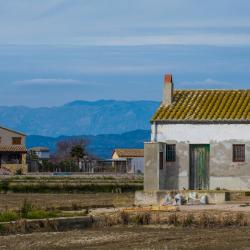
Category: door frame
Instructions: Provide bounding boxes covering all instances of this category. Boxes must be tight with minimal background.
[189,144,210,190]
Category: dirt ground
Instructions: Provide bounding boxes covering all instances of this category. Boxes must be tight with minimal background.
[180,203,250,212]
[1,226,250,250]
[0,193,134,211]
[2,192,250,212]
[1,193,250,249]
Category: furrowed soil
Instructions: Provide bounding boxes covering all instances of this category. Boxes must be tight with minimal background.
[0,193,135,211]
[1,226,250,250]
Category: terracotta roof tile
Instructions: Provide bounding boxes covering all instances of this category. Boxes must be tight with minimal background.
[114,149,144,158]
[29,147,49,152]
[0,145,27,152]
[152,90,250,122]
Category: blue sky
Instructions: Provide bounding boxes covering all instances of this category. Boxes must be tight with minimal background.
[0,0,250,107]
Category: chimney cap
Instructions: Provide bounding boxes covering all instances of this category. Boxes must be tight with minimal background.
[164,74,173,83]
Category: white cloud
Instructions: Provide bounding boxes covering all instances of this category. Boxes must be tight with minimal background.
[0,1,250,47]
[69,33,250,47]
[179,78,234,88]
[2,32,250,47]
[13,78,82,86]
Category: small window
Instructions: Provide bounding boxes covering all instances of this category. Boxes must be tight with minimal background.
[233,144,245,162]
[12,137,22,145]
[166,144,176,162]
[159,152,164,170]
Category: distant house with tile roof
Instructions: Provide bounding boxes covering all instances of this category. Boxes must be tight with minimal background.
[144,74,250,191]
[0,126,27,174]
[112,149,144,174]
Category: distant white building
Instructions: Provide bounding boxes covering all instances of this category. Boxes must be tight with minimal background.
[112,149,144,174]
[29,147,50,161]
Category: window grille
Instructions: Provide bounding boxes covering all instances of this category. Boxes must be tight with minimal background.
[233,144,245,162]
[166,144,176,162]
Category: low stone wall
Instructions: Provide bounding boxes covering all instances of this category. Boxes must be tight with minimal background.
[135,190,227,205]
[1,164,28,174]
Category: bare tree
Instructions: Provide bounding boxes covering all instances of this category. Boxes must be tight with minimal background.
[52,138,87,163]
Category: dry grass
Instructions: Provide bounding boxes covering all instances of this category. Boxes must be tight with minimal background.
[133,212,151,225]
[181,213,195,227]
[0,210,249,236]
[95,211,249,228]
[120,211,129,225]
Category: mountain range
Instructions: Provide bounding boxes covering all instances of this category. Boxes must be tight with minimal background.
[0,100,158,158]
[0,100,159,137]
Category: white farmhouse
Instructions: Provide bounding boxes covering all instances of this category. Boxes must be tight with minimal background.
[112,149,144,174]
[29,147,50,161]
[144,74,250,192]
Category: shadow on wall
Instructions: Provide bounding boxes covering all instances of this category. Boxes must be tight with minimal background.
[165,156,180,190]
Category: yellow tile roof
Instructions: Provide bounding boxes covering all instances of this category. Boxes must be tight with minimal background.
[152,90,250,122]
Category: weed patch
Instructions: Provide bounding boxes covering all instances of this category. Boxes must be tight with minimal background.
[0,211,19,222]
[120,211,129,225]
[168,213,179,226]
[181,214,195,227]
[0,179,10,193]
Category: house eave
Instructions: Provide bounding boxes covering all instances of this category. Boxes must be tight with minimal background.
[0,125,26,136]
[151,120,250,125]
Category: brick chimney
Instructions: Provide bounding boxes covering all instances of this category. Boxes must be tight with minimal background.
[163,74,174,106]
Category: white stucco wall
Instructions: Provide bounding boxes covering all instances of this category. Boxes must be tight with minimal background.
[149,122,250,190]
[131,157,144,174]
[152,123,250,143]
[35,151,50,160]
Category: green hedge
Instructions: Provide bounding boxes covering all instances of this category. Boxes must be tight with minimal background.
[0,180,142,193]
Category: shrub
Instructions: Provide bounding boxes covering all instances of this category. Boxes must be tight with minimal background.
[120,211,129,225]
[25,210,48,219]
[20,200,33,217]
[101,215,119,227]
[235,213,248,226]
[199,213,217,228]
[134,212,151,225]
[15,169,23,175]
[168,213,179,226]
[0,223,4,232]
[0,179,9,193]
[221,214,235,227]
[181,214,195,227]
[0,211,19,222]
[25,210,58,220]
[9,183,142,193]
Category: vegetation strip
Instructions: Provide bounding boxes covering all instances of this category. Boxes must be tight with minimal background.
[0,210,249,236]
[0,199,88,224]
[0,178,143,193]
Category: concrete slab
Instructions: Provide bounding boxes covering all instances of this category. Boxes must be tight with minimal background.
[135,190,227,205]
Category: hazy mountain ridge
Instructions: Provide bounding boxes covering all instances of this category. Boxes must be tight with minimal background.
[0,100,159,137]
[27,130,150,159]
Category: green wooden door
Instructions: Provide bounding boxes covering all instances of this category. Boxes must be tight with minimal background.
[190,145,210,190]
